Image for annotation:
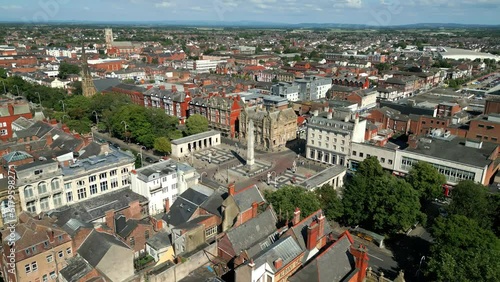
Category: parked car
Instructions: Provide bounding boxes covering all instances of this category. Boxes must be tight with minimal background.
[145,157,154,163]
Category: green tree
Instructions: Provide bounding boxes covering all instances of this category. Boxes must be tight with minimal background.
[314,184,343,221]
[153,137,171,155]
[375,63,390,72]
[265,186,321,221]
[0,68,7,79]
[185,114,208,135]
[66,95,91,120]
[342,157,423,233]
[426,215,500,282]
[58,62,81,79]
[407,161,446,201]
[447,181,492,229]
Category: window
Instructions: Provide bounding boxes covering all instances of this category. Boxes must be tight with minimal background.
[89,175,96,182]
[311,140,314,145]
[46,255,53,262]
[53,193,63,208]
[172,183,177,190]
[90,184,98,195]
[40,197,49,211]
[66,247,72,255]
[58,235,63,241]
[24,185,34,199]
[66,191,73,203]
[492,137,498,142]
[51,179,60,191]
[58,250,63,258]
[26,201,36,213]
[99,172,107,179]
[381,158,386,163]
[334,138,337,143]
[205,226,218,238]
[110,178,118,189]
[110,169,117,176]
[31,261,37,272]
[0,129,6,136]
[359,152,364,157]
[100,181,108,192]
[38,182,48,195]
[145,230,150,240]
[352,151,357,156]
[130,237,135,247]
[476,135,482,138]
[34,169,43,175]
[44,241,48,248]
[121,168,129,174]
[77,180,85,187]
[341,140,345,145]
[77,188,87,200]
[43,275,48,282]
[388,160,393,165]
[25,264,31,274]
[478,124,484,128]
[64,183,72,190]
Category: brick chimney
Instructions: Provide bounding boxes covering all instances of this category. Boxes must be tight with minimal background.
[45,133,53,146]
[47,228,55,243]
[273,258,283,270]
[251,202,258,218]
[164,198,170,213]
[248,259,255,268]
[228,183,235,196]
[408,135,418,149]
[292,207,301,226]
[318,213,325,238]
[306,220,319,250]
[105,209,115,232]
[350,244,369,282]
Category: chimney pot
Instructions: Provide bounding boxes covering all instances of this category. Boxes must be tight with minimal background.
[228,183,235,196]
[292,207,301,226]
[251,202,258,218]
[164,198,170,213]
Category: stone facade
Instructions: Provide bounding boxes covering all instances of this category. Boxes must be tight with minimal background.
[240,107,297,151]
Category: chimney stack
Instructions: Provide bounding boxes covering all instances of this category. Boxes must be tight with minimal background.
[251,202,258,218]
[164,198,170,213]
[45,133,53,146]
[47,228,55,243]
[228,183,235,196]
[292,207,301,226]
[350,244,370,282]
[273,258,283,270]
[306,220,319,250]
[318,213,325,238]
[105,209,115,232]
[248,259,255,268]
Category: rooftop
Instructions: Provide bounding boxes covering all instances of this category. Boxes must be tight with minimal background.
[299,165,347,190]
[61,149,134,178]
[171,130,221,145]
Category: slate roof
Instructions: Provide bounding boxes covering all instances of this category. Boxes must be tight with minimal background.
[49,189,148,226]
[165,197,199,227]
[225,208,278,255]
[200,190,226,217]
[233,185,265,212]
[289,232,356,282]
[252,236,303,273]
[146,230,172,251]
[59,256,95,282]
[78,230,130,268]
[289,210,332,252]
[93,78,121,93]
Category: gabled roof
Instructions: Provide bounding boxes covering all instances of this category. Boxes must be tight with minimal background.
[252,235,303,273]
[233,185,265,212]
[289,232,357,282]
[78,230,130,268]
[59,256,95,282]
[225,208,278,255]
[146,230,171,251]
[289,210,332,251]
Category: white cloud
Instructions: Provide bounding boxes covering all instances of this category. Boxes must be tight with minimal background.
[0,5,22,10]
[155,1,173,8]
[83,7,90,10]
[333,0,363,9]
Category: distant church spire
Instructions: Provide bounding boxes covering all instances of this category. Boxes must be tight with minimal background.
[81,41,96,97]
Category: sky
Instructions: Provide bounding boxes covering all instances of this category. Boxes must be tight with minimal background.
[1,0,499,25]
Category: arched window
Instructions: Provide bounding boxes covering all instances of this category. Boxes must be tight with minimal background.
[51,179,60,191]
[24,185,34,199]
[38,182,47,195]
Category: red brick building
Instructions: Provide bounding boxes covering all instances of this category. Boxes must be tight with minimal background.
[0,99,33,141]
[467,115,500,144]
[484,97,500,115]
[437,102,461,118]
[102,83,145,106]
[88,59,123,72]
[143,86,192,124]
[0,56,37,67]
[367,107,411,134]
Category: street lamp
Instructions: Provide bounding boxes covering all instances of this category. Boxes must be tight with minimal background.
[1,81,5,94]
[35,92,43,110]
[61,115,69,123]
[59,100,65,112]
[200,171,207,182]
[121,120,129,142]
[139,146,146,168]
[136,153,143,168]
[92,110,99,125]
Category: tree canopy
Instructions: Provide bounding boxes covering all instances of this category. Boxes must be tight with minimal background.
[407,161,446,201]
[342,157,424,233]
[185,114,209,136]
[314,184,343,221]
[153,137,171,155]
[58,62,81,79]
[426,215,500,282]
[264,185,321,221]
[447,180,492,230]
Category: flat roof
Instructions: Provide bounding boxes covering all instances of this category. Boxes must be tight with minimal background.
[403,136,498,168]
[299,165,347,189]
[171,130,221,145]
[61,149,134,177]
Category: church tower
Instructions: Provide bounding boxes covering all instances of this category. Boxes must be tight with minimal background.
[81,43,96,97]
[104,28,113,49]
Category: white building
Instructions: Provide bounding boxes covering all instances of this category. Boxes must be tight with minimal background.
[61,148,135,208]
[130,160,198,215]
[438,47,500,62]
[306,112,366,167]
[185,59,227,73]
[271,82,300,102]
[171,131,221,159]
[295,76,332,101]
